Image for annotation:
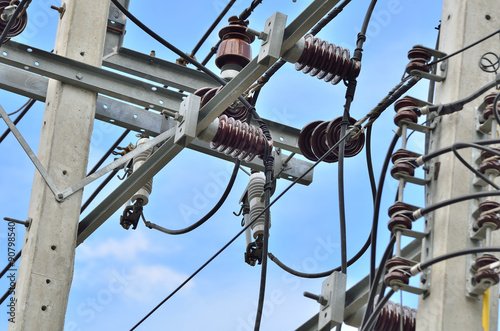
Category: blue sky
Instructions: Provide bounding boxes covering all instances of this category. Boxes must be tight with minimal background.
[0,0,443,330]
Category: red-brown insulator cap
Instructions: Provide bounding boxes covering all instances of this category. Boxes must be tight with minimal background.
[215,16,255,69]
[384,257,410,287]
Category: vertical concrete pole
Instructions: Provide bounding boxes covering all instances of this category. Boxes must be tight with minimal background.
[9,1,110,330]
[417,1,499,330]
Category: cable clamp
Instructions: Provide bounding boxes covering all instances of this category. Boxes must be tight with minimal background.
[410,263,422,276]
[412,209,423,220]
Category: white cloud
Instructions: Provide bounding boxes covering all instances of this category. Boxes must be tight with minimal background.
[78,231,166,262]
[122,264,192,303]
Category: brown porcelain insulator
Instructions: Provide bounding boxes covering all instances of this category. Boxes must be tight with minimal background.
[298,121,324,162]
[477,200,500,229]
[0,0,28,43]
[480,148,500,161]
[394,96,419,126]
[388,202,414,231]
[211,115,272,162]
[295,34,360,85]
[385,257,411,287]
[325,116,365,158]
[374,300,417,331]
[310,121,339,163]
[391,149,416,178]
[215,16,255,70]
[475,255,500,285]
[479,157,500,176]
[405,46,431,74]
[194,86,249,122]
[482,92,500,120]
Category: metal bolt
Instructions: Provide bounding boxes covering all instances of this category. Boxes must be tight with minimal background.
[50,4,66,19]
[3,217,30,227]
[76,73,83,80]
[303,291,328,306]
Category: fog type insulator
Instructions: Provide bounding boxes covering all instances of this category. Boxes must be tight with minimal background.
[248,172,269,239]
[394,96,419,126]
[0,0,28,43]
[373,299,417,331]
[384,257,410,287]
[210,114,272,162]
[482,92,500,120]
[193,86,249,122]
[131,137,153,206]
[295,34,360,85]
[477,200,500,229]
[390,149,417,179]
[298,116,365,163]
[387,202,414,231]
[215,16,255,80]
[474,254,500,285]
[405,46,432,75]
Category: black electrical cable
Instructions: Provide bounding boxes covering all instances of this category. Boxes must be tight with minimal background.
[80,169,119,214]
[254,154,273,331]
[239,0,263,21]
[338,111,349,274]
[309,0,351,36]
[361,289,396,331]
[361,235,396,328]
[365,126,377,200]
[421,138,500,163]
[201,39,221,66]
[268,232,372,278]
[416,190,500,219]
[415,246,500,273]
[428,28,500,67]
[129,122,354,330]
[0,0,29,46]
[427,76,499,115]
[0,250,20,279]
[0,98,35,144]
[142,159,241,235]
[6,99,30,116]
[87,129,130,176]
[190,0,236,58]
[0,284,14,305]
[368,133,399,284]
[451,142,500,190]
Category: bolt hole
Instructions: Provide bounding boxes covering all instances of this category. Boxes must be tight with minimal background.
[279,136,284,142]
[2,51,7,56]
[110,119,115,123]
[34,61,40,66]
[46,279,51,284]
[62,170,67,175]
[80,51,85,56]
[41,306,47,311]
[103,104,108,110]
[159,100,164,105]
[447,14,451,20]
[485,14,491,20]
[149,105,155,109]
[140,129,145,132]
[151,87,157,91]
[133,114,138,119]
[51,245,56,251]
[24,66,29,70]
[27,48,32,53]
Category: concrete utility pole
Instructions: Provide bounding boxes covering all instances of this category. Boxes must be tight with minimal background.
[9,1,110,330]
[417,1,499,330]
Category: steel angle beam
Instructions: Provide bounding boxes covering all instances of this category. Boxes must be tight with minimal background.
[295,239,422,330]
[0,41,184,113]
[103,48,218,92]
[0,65,303,154]
[104,0,129,57]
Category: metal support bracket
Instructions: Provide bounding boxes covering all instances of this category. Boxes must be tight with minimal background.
[318,272,346,331]
[175,95,200,146]
[409,44,448,82]
[258,12,287,66]
[0,104,62,200]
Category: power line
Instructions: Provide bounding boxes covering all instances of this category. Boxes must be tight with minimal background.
[0,99,36,144]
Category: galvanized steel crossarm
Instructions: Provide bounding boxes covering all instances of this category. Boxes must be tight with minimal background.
[0,41,183,114]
